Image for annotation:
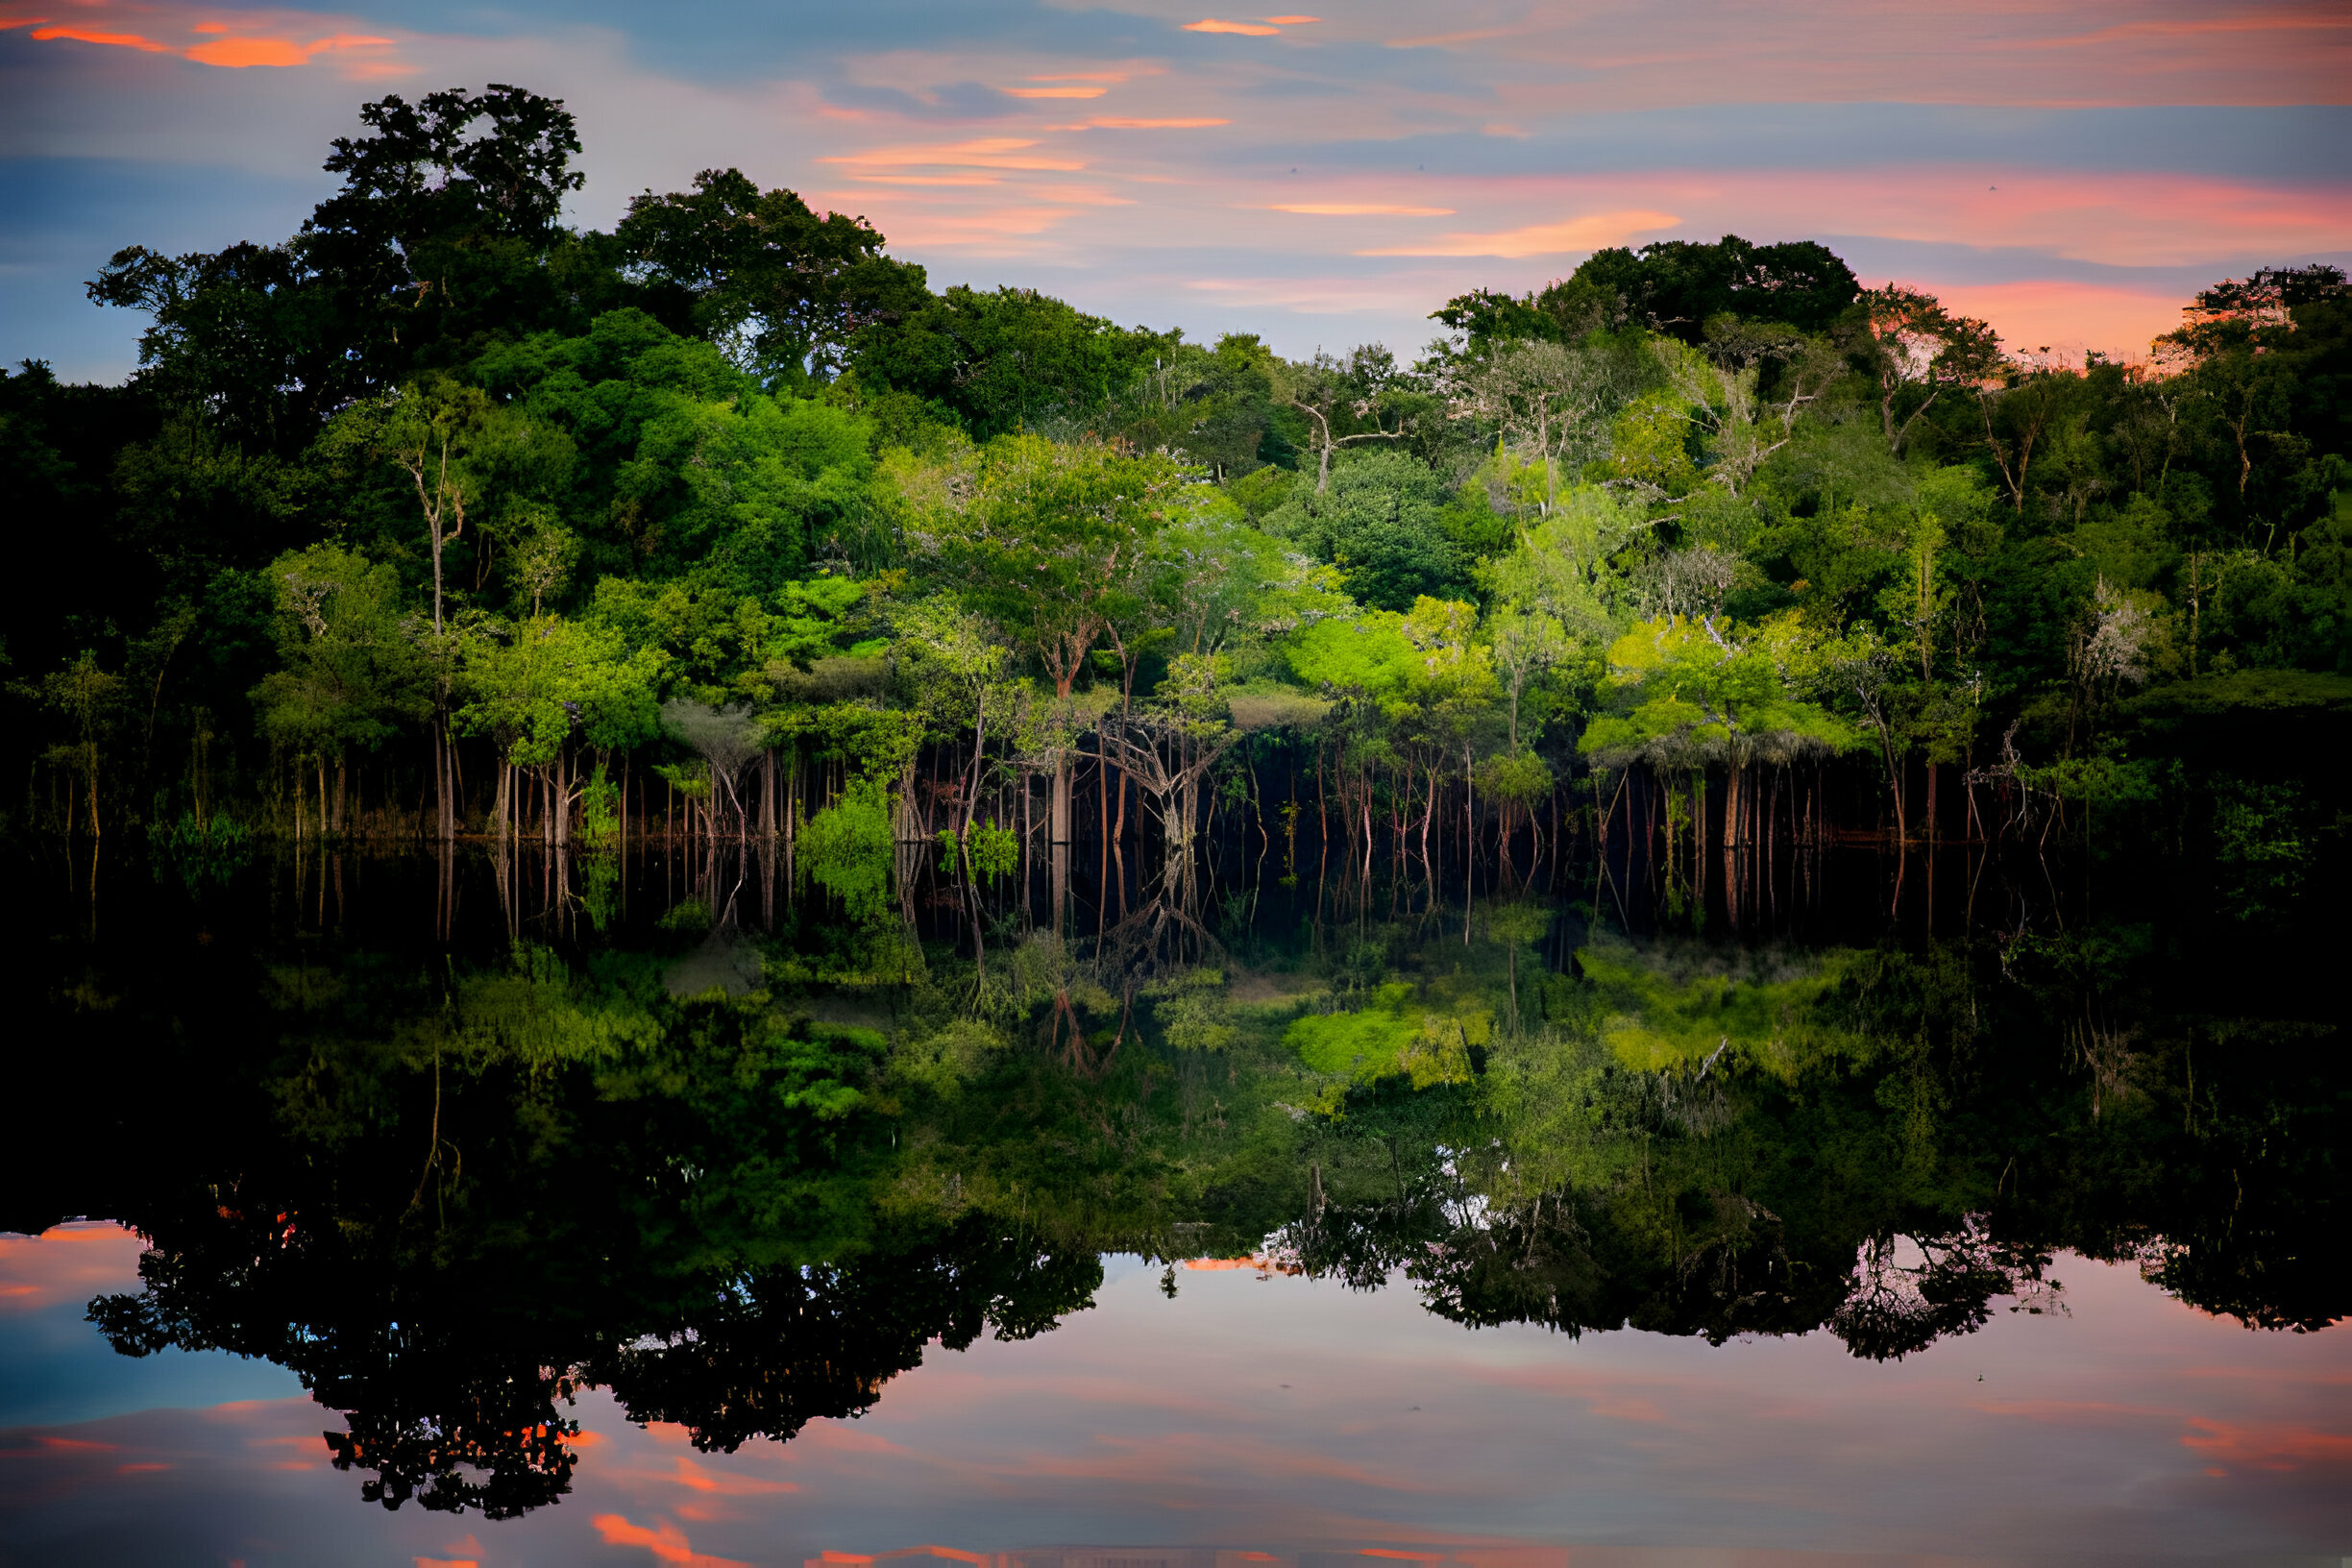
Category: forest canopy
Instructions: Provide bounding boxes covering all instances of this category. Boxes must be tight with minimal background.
[7,82,2349,856]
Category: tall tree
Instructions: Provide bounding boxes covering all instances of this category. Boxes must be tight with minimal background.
[617,168,930,387]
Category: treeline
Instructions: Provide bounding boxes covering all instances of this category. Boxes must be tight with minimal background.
[7,83,2349,873]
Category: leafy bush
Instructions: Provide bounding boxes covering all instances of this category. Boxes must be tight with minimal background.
[802,778,894,918]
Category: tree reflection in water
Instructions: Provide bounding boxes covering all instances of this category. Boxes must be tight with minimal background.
[4,833,2342,1517]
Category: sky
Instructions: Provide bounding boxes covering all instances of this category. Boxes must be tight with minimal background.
[5,1230,2352,1564]
[2,0,2348,381]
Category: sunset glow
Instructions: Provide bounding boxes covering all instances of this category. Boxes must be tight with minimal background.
[1,0,2340,369]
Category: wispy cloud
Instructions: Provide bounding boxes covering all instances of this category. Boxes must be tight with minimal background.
[1267,203,1455,216]
[1360,209,1680,257]
[10,9,403,73]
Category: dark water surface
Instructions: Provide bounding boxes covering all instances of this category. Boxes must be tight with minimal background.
[2,836,2345,1567]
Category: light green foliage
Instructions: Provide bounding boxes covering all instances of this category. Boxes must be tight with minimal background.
[1479,750,1555,805]
[930,434,1189,696]
[457,614,662,768]
[1285,612,1422,698]
[1286,981,1489,1089]
[1479,482,1652,645]
[1580,613,1859,770]
[251,545,430,761]
[1576,937,1868,1077]
[965,821,1019,879]
[578,762,622,843]
[1153,508,1295,656]
[1144,968,1239,1054]
[1602,389,1701,495]
[799,776,895,918]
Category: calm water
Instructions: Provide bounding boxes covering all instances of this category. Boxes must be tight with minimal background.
[1,835,2344,1567]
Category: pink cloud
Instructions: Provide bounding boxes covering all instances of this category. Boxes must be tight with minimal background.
[1359,208,1680,257]
[1186,19,1283,36]
[2181,1417,2352,1472]
[0,1222,149,1313]
[818,138,1087,172]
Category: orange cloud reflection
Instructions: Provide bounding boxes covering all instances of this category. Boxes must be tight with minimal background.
[2181,1416,2352,1472]
[592,1512,748,1568]
[0,1221,148,1313]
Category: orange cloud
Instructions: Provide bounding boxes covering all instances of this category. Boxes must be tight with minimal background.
[1360,208,1678,257]
[22,15,394,69]
[1267,203,1455,216]
[185,36,308,65]
[1004,86,1107,98]
[591,1513,748,1568]
[1186,18,1281,36]
[29,24,171,50]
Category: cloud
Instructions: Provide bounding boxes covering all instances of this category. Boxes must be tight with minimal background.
[13,11,400,71]
[591,1513,748,1568]
[1184,18,1281,36]
[818,137,1086,172]
[2180,1417,2352,1472]
[1266,203,1455,215]
[1359,208,1679,257]
[0,1221,149,1313]
[1083,116,1229,128]
[29,25,174,52]
[1003,86,1105,98]
[671,1456,798,1495]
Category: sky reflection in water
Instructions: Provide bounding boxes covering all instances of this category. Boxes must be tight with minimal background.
[4,1231,2346,1566]
[1,842,2346,1565]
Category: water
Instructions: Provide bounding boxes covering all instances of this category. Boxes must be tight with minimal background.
[1,836,2344,1566]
